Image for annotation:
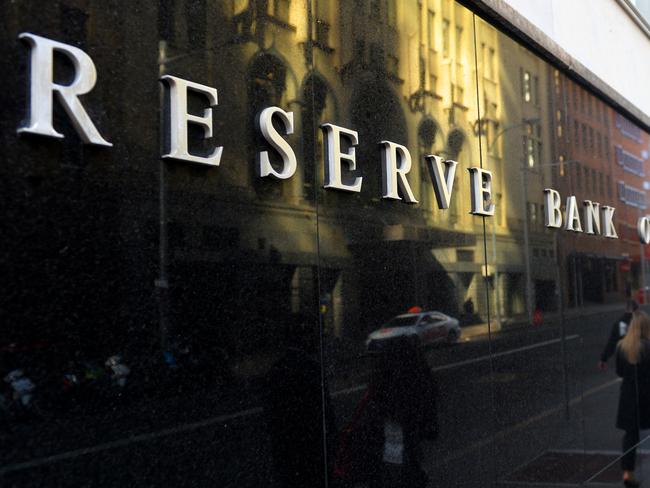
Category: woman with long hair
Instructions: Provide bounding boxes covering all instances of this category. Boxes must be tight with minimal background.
[616,310,650,487]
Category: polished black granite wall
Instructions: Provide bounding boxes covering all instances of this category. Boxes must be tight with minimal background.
[1,1,649,487]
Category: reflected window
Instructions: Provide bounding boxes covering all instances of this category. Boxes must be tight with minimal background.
[447,129,465,160]
[268,0,291,23]
[607,174,613,197]
[495,192,503,225]
[522,70,531,103]
[387,0,397,26]
[387,54,399,76]
[454,84,464,105]
[591,169,596,192]
[523,122,541,168]
[158,0,176,44]
[572,84,578,111]
[315,19,331,49]
[455,26,463,59]
[442,19,450,57]
[575,162,582,189]
[186,0,206,46]
[528,202,537,225]
[428,10,436,51]
[457,249,474,262]
[370,0,381,18]
[315,0,332,50]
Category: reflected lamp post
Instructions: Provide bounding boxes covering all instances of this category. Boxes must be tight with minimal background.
[480,117,540,327]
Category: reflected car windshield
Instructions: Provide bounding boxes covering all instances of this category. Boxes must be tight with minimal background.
[383,316,419,328]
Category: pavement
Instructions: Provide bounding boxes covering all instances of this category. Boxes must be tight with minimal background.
[1,302,648,487]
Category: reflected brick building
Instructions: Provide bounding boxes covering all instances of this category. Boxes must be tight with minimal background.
[550,72,650,307]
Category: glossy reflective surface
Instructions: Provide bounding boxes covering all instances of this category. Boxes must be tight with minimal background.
[2,1,650,487]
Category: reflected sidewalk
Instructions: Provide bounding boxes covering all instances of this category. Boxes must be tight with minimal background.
[462,301,632,342]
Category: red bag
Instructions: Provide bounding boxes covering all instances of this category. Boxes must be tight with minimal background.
[332,388,380,485]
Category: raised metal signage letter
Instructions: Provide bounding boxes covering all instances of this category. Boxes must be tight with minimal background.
[380,141,418,203]
[425,155,458,209]
[468,167,495,216]
[544,189,562,228]
[18,33,112,146]
[257,106,297,179]
[320,123,362,193]
[638,216,650,244]
[161,75,222,166]
[565,196,583,232]
[583,200,601,235]
[602,206,618,239]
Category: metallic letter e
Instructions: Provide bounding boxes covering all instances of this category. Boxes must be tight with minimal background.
[468,167,495,216]
[18,33,112,146]
[161,75,222,166]
[320,123,362,193]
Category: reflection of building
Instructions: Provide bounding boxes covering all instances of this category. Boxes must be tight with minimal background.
[150,0,516,342]
[475,19,556,322]
[550,73,650,306]
[155,0,559,342]
[7,0,647,357]
[611,111,650,296]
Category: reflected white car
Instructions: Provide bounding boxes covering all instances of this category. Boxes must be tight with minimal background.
[366,311,461,351]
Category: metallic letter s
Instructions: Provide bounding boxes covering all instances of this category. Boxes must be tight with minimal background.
[257,106,297,179]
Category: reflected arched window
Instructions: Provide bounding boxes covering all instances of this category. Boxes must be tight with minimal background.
[247,53,288,197]
[446,129,465,160]
[418,119,437,149]
[351,76,407,205]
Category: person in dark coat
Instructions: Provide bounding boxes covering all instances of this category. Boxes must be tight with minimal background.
[599,299,638,370]
[334,338,438,488]
[615,311,650,487]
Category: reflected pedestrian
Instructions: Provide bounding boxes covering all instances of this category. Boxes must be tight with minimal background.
[599,299,638,370]
[615,311,650,487]
[334,338,438,488]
